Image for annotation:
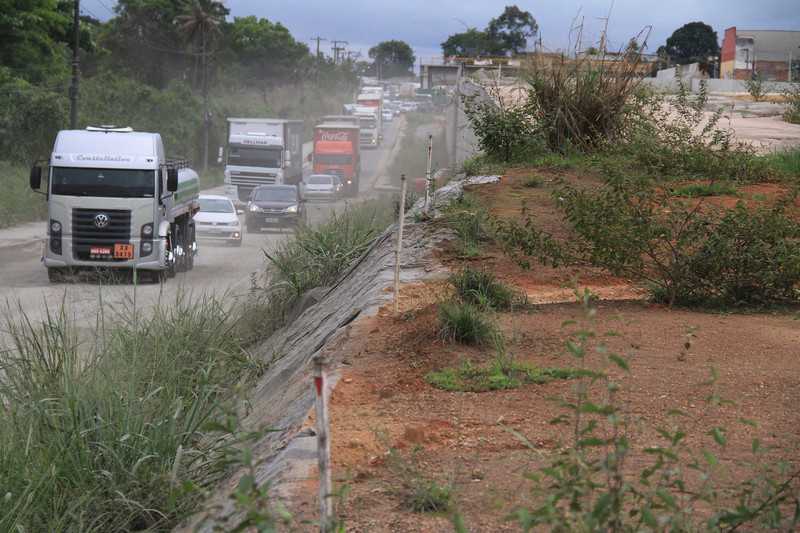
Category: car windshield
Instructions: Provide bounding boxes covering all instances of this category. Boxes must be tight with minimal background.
[51,167,155,198]
[253,187,296,202]
[228,145,282,168]
[308,176,333,185]
[199,198,234,213]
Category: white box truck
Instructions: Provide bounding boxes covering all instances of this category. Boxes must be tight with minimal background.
[29,126,200,283]
[224,118,303,202]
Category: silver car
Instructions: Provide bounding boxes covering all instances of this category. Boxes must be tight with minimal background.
[194,195,243,246]
[304,174,342,201]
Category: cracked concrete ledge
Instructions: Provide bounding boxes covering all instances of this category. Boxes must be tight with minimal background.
[178,177,497,531]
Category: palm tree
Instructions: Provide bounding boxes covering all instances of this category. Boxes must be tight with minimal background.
[176,0,227,172]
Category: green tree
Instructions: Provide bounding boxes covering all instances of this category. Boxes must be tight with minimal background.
[664,21,720,65]
[368,40,415,78]
[442,5,537,58]
[176,0,226,171]
[0,0,70,83]
[486,5,537,55]
[441,28,494,58]
[224,16,310,85]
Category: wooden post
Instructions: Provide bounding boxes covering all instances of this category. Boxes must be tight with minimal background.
[424,134,433,213]
[394,174,407,314]
[313,355,333,532]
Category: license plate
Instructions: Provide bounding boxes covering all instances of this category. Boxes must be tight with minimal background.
[90,246,111,256]
[263,217,279,223]
[114,243,134,259]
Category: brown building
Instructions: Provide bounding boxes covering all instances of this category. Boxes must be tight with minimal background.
[720,27,800,81]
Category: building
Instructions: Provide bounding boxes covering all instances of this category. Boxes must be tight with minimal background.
[720,28,800,81]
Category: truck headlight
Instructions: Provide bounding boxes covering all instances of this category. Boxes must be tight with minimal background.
[50,221,62,233]
[285,204,298,213]
[142,223,153,236]
[142,242,153,254]
[249,204,262,212]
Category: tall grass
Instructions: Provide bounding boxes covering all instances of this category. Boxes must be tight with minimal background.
[0,161,47,228]
[0,294,251,531]
[264,200,394,298]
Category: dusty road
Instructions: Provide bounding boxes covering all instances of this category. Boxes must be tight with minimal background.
[0,119,403,342]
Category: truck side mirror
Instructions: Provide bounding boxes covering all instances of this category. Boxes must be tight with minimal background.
[30,165,42,190]
[167,168,178,192]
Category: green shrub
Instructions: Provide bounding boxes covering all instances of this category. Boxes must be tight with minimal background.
[0,295,252,531]
[745,73,768,102]
[426,359,584,392]
[784,84,800,125]
[438,300,498,345]
[449,267,521,310]
[463,88,543,162]
[671,181,738,197]
[0,162,48,228]
[624,80,773,183]
[556,180,800,307]
[441,193,489,257]
[764,148,800,176]
[387,447,452,513]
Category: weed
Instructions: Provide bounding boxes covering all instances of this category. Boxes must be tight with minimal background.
[764,148,800,177]
[523,176,543,188]
[437,300,499,346]
[441,193,489,256]
[784,84,800,125]
[387,446,452,513]
[461,154,505,177]
[508,289,800,531]
[0,294,252,531]
[671,181,739,197]
[449,267,521,310]
[426,359,584,392]
[745,73,768,102]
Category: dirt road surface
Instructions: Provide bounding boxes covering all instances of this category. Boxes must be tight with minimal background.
[0,119,403,344]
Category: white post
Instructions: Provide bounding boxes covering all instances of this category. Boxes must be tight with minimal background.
[424,134,433,213]
[313,356,333,532]
[394,174,407,314]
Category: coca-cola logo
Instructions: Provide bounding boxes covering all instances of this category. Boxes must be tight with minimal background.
[319,131,349,142]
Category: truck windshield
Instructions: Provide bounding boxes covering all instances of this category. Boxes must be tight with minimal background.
[228,145,282,168]
[51,167,155,198]
[316,154,352,165]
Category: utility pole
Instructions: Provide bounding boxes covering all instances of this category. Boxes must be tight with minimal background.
[331,40,348,64]
[311,36,327,59]
[69,0,80,129]
[201,28,210,173]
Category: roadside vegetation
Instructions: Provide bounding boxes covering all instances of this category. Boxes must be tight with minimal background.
[1,162,47,228]
[462,53,800,309]
[0,196,397,530]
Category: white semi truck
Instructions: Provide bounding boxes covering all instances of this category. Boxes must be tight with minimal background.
[29,126,200,283]
[354,105,380,148]
[224,118,303,202]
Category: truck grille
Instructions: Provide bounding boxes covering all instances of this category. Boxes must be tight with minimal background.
[72,208,132,261]
[230,173,277,187]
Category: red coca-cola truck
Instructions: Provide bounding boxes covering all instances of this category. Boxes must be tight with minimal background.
[312,123,361,197]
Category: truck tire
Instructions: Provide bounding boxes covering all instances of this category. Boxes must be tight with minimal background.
[175,218,189,273]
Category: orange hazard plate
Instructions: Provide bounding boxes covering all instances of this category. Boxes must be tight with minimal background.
[114,243,134,259]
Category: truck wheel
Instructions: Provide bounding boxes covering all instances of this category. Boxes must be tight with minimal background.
[175,220,189,273]
[47,268,64,283]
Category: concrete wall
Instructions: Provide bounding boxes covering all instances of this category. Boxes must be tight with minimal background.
[641,77,799,94]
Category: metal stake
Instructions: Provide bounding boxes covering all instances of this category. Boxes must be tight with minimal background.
[424,134,433,213]
[313,355,333,532]
[394,174,407,314]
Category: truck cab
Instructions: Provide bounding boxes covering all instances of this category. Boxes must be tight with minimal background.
[224,118,303,202]
[30,126,199,282]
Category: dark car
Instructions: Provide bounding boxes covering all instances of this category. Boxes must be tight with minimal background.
[245,185,306,232]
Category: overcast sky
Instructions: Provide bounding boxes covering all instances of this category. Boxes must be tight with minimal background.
[85,0,800,62]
